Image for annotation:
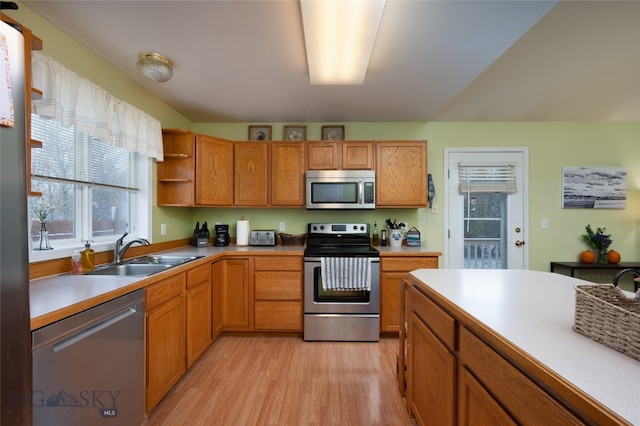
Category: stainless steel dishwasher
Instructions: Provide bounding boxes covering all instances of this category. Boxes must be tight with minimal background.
[32,289,145,426]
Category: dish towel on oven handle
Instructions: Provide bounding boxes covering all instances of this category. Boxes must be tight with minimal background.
[321,257,372,291]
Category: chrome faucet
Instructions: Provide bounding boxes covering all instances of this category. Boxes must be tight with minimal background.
[114,232,150,264]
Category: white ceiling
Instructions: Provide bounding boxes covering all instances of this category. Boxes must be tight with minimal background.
[22,0,640,123]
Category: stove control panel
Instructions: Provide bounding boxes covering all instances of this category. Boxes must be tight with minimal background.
[308,223,369,235]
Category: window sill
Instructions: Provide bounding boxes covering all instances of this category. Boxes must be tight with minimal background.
[29,241,114,264]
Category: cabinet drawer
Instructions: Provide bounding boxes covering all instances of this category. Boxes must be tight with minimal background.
[255,301,302,330]
[146,274,185,311]
[459,327,582,425]
[410,286,455,349]
[381,257,437,272]
[255,271,302,300]
[254,256,301,271]
[186,263,210,289]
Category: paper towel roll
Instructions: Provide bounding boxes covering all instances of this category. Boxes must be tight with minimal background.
[236,219,250,246]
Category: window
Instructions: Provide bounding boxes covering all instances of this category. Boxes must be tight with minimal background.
[30,115,150,253]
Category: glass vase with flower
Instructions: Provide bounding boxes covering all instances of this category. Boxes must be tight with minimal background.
[32,200,55,251]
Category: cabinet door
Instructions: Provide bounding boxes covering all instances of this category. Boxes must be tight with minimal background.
[221,259,252,329]
[343,141,373,169]
[234,142,268,206]
[458,366,517,426]
[211,260,223,339]
[409,312,455,426]
[195,135,233,206]
[146,294,185,412]
[271,142,306,206]
[307,142,340,170]
[381,272,404,333]
[376,141,427,207]
[186,264,212,368]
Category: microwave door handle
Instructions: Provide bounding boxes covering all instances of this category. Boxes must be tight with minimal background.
[358,181,364,205]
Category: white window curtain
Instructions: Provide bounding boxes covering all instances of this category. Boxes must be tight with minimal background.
[458,162,517,194]
[30,51,163,161]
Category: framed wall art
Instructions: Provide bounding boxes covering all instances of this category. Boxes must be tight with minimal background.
[562,166,627,209]
[283,125,306,141]
[248,125,272,141]
[321,125,345,141]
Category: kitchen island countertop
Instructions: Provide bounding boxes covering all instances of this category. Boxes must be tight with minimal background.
[409,268,639,425]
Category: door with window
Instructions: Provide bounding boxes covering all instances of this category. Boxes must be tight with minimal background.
[445,148,528,269]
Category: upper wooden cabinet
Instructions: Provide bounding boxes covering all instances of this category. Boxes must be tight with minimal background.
[157,129,195,206]
[375,141,427,207]
[234,142,269,206]
[307,141,374,170]
[157,130,234,207]
[271,141,306,207]
[196,135,233,206]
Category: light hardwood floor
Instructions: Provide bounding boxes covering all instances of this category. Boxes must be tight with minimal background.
[144,335,415,425]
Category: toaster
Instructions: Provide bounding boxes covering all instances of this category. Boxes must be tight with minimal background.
[249,230,276,246]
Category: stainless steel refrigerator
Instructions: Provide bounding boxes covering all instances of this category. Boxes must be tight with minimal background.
[0,16,32,426]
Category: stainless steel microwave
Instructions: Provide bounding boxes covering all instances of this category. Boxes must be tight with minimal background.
[305,170,375,209]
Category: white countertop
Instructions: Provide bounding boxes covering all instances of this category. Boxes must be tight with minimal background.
[409,269,639,425]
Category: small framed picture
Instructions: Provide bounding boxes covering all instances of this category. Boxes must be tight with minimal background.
[248,125,272,141]
[322,125,345,141]
[283,125,307,141]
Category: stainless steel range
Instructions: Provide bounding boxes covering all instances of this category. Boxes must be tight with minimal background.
[303,223,380,341]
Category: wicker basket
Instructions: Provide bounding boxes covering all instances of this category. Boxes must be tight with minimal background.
[279,233,307,247]
[573,284,640,361]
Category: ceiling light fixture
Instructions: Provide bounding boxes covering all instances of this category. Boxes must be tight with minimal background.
[136,52,173,83]
[300,0,385,85]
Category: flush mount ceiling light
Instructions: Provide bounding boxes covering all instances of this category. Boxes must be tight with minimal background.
[136,52,173,83]
[300,0,385,85]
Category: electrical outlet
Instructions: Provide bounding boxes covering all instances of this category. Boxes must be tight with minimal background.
[279,222,285,232]
[160,223,167,235]
[541,219,549,229]
[431,204,438,214]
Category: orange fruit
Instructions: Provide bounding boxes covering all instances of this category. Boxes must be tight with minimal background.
[607,250,621,264]
[579,250,595,264]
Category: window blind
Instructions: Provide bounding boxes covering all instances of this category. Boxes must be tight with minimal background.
[31,115,137,191]
[458,162,517,194]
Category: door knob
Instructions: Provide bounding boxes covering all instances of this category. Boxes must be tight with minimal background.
[515,240,525,247]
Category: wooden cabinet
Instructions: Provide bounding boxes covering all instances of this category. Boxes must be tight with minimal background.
[407,286,456,426]
[220,258,252,330]
[308,141,374,170]
[145,273,186,412]
[380,256,438,333]
[157,130,234,206]
[458,327,582,425]
[186,263,212,368]
[405,280,591,426]
[376,141,427,207]
[195,134,233,206]
[234,142,268,206]
[211,260,224,339]
[254,256,302,331]
[157,129,195,206]
[271,142,306,207]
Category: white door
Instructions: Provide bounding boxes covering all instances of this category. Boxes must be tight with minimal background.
[445,148,528,269]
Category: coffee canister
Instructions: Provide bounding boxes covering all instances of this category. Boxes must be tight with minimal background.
[406,227,421,247]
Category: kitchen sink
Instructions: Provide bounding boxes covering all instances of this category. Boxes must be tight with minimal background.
[125,255,203,266]
[87,263,174,276]
[86,255,204,276]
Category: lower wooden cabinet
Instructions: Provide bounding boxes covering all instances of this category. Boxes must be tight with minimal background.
[145,274,186,412]
[380,256,438,333]
[186,263,212,368]
[211,260,224,339]
[220,258,252,330]
[253,256,302,331]
[458,366,516,426]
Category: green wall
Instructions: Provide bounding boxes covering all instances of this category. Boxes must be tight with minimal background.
[10,4,640,273]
